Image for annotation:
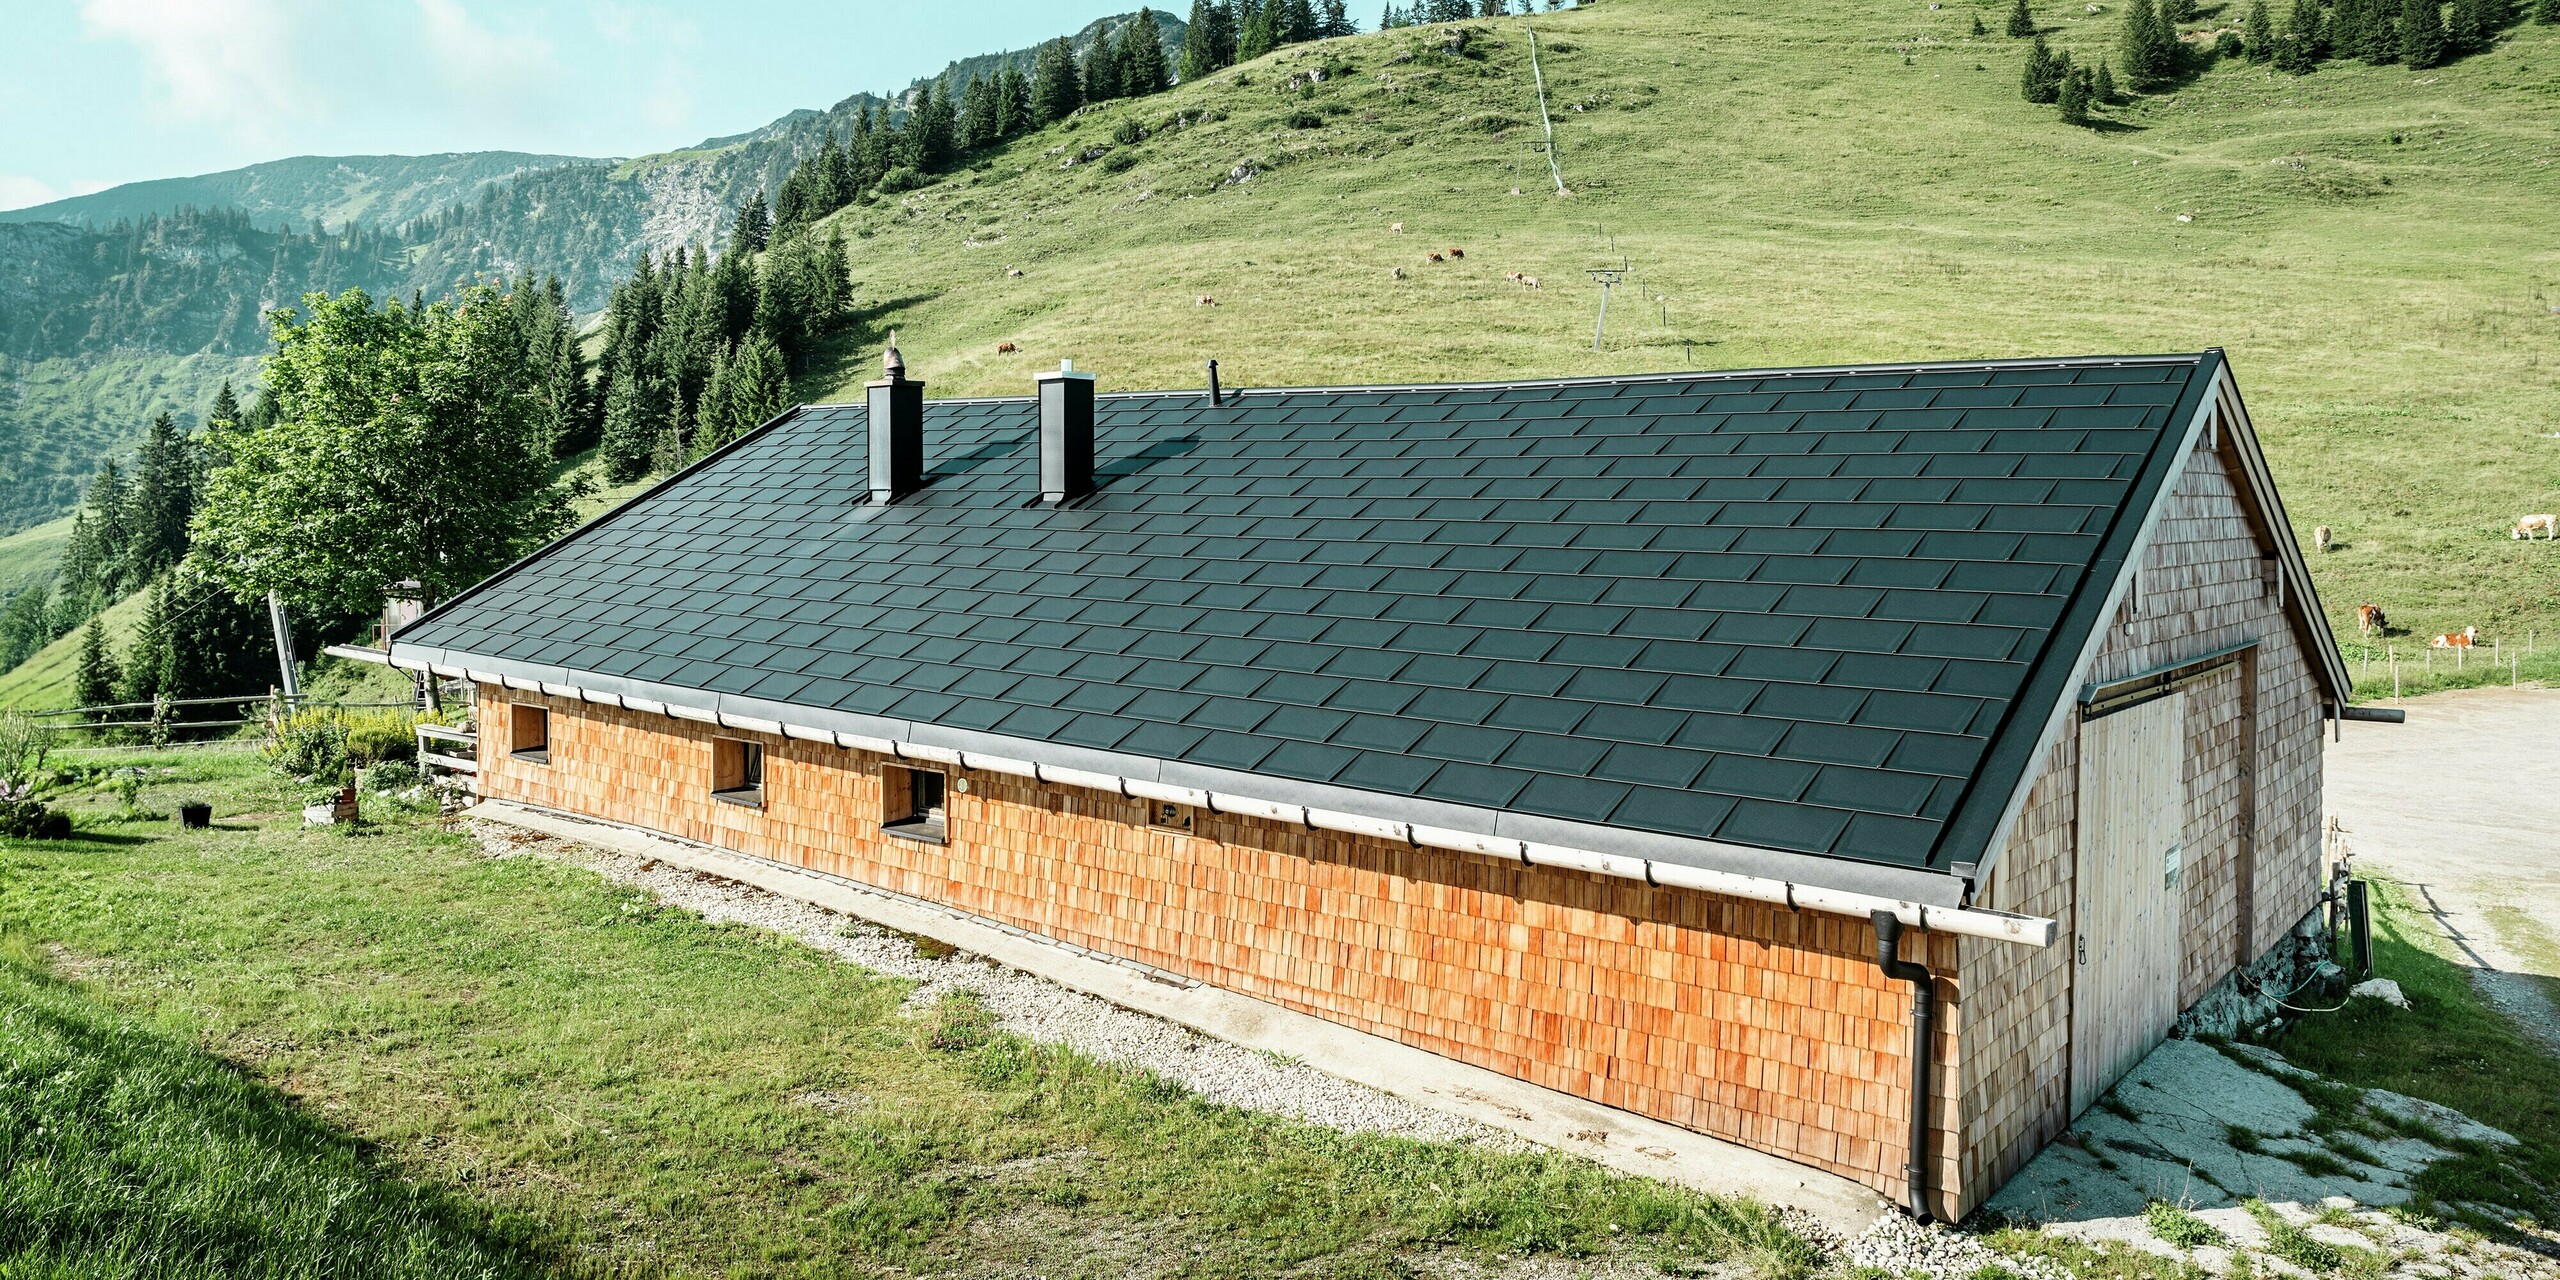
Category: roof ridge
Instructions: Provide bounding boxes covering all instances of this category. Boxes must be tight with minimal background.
[799,352,2214,409]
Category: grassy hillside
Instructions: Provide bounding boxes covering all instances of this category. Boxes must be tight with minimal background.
[787,0,2560,698]
[0,517,71,597]
[0,588,150,711]
[0,351,260,533]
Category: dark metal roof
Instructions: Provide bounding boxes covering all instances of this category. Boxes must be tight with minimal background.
[399,354,2221,878]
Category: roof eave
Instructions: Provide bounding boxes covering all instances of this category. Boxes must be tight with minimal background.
[396,641,1976,909]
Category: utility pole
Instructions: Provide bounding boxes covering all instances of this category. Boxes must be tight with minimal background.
[1588,262,1627,352]
[267,591,301,702]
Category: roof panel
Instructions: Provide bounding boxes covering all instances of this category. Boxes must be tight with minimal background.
[401,354,2213,873]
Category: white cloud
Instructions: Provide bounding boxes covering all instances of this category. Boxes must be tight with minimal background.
[0,175,63,212]
[80,0,299,138]
[418,0,563,102]
[589,1,701,135]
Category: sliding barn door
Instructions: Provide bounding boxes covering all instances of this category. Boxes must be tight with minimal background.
[2070,691,2187,1117]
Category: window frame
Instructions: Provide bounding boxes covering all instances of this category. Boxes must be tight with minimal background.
[507,703,550,764]
[712,737,765,808]
[880,763,949,844]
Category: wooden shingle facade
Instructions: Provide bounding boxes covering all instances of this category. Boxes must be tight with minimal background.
[389,352,2352,1219]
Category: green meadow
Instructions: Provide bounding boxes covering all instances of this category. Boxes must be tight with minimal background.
[776,0,2560,699]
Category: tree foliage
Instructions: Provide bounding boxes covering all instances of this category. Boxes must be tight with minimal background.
[2008,0,2038,36]
[192,286,588,618]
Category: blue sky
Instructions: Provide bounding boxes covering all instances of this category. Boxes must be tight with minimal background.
[0,0,1152,210]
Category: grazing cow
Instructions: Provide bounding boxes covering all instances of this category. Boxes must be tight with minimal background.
[1197,295,1217,307]
[2356,603,2387,637]
[996,341,1018,354]
[2314,525,2333,553]
[1446,247,1465,259]
[1427,251,1445,263]
[2430,625,2478,649]
[1521,275,1541,288]
[1390,221,1405,233]
[1391,265,1407,279]
[2514,513,2558,540]
[1006,267,1025,278]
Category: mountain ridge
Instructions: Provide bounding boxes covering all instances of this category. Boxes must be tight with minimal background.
[0,151,604,234]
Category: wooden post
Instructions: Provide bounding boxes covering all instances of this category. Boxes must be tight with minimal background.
[266,592,301,702]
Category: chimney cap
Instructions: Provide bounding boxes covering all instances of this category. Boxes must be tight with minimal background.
[881,331,906,381]
[1037,358,1095,384]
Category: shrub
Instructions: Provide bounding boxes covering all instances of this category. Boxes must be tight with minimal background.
[2145,1199,2227,1248]
[1100,150,1139,174]
[0,788,72,840]
[1111,117,1146,146]
[362,760,421,793]
[1285,109,1324,129]
[875,165,924,194]
[0,712,49,794]
[263,708,350,783]
[344,712,417,767]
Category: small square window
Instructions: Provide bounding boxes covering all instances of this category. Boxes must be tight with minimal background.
[881,764,947,843]
[713,738,764,807]
[1147,800,1196,835]
[509,704,549,764]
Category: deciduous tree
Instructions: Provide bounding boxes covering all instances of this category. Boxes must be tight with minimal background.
[192,287,587,618]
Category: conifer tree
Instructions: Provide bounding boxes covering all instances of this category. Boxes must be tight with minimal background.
[2361,0,2402,59]
[2274,0,2326,67]
[731,188,773,253]
[1240,2,1282,57]
[2541,0,2559,25]
[996,67,1032,135]
[960,74,996,151]
[1119,9,1172,96]
[1084,26,1125,100]
[2400,0,2448,63]
[118,577,174,706]
[2330,0,2369,55]
[2244,0,2278,57]
[727,330,792,439]
[2095,56,2118,100]
[128,411,194,580]
[853,104,892,188]
[2058,63,2095,123]
[2022,34,2060,99]
[910,79,959,171]
[1032,37,1084,122]
[208,381,241,431]
[74,615,118,717]
[2008,0,2037,37]
[1320,0,1356,36]
[2447,0,2500,50]
[1284,0,1320,40]
[2122,0,2179,87]
[1184,0,1230,79]
[2160,0,2195,23]
[1974,12,1990,35]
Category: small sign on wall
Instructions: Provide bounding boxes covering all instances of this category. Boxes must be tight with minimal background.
[1149,801,1195,834]
[2163,842,2184,891]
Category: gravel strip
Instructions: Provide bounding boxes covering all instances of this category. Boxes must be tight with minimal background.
[464,819,1526,1150]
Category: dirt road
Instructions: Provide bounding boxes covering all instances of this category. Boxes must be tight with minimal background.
[2325,685,2560,1045]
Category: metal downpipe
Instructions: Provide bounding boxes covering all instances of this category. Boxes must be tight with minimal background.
[1872,909,1935,1222]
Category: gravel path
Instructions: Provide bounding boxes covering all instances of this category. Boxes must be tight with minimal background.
[463,820,1525,1151]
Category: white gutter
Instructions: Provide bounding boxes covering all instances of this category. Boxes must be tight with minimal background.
[334,644,2057,948]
